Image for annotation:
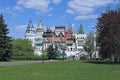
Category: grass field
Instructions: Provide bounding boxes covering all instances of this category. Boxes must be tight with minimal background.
[0,60,120,80]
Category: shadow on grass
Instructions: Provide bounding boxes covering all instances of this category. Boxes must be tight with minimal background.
[82,60,120,65]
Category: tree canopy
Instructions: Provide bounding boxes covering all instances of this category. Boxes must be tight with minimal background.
[84,32,94,59]
[12,39,34,60]
[77,23,84,34]
[96,6,120,62]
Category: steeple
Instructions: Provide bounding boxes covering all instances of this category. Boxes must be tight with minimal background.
[25,19,35,33]
[68,23,73,34]
[36,19,43,33]
[38,20,42,28]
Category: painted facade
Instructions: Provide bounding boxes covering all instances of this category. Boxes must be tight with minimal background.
[25,19,87,56]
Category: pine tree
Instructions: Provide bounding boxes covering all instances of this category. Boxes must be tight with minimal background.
[46,45,57,59]
[0,14,12,61]
[77,23,84,34]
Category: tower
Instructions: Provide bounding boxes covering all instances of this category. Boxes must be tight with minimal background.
[25,19,35,46]
[34,20,44,55]
[36,20,44,37]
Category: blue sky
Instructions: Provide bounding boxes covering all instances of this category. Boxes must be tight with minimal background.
[0,0,119,38]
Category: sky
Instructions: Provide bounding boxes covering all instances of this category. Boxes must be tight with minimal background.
[0,0,119,38]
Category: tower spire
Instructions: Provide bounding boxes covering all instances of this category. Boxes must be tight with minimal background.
[36,19,43,33]
[38,20,42,28]
[26,19,35,33]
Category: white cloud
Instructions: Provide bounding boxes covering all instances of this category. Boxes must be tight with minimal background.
[52,0,62,4]
[15,25,27,31]
[72,23,75,27]
[74,15,98,20]
[17,0,51,13]
[13,6,23,11]
[14,23,39,32]
[49,7,53,11]
[66,0,115,20]
[66,9,74,14]
[48,14,52,16]
[113,0,120,5]
[67,0,114,15]
[17,0,62,14]
[0,7,18,17]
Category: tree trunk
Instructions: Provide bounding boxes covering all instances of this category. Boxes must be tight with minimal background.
[115,53,120,63]
[90,53,92,60]
[114,53,117,63]
[117,53,120,63]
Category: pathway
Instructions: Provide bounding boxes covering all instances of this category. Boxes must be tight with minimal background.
[0,60,55,67]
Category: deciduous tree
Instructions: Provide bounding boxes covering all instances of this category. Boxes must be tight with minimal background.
[12,39,34,60]
[96,6,120,62]
[84,32,94,59]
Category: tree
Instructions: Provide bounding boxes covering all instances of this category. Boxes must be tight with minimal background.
[12,39,34,60]
[77,23,84,34]
[0,14,12,61]
[41,48,48,62]
[117,5,120,12]
[96,6,120,62]
[106,6,111,13]
[46,45,57,59]
[84,32,94,59]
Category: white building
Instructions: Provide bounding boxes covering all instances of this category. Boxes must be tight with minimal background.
[25,19,43,55]
[75,34,86,51]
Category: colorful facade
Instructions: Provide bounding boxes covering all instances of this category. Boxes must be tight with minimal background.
[25,19,86,56]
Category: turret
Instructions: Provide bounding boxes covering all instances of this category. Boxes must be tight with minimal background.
[25,19,35,34]
[25,19,35,46]
[36,20,44,37]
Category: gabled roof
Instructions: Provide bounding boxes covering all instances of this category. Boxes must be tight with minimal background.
[52,32,57,37]
[58,32,64,37]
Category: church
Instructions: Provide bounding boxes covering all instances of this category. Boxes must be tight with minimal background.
[25,19,87,58]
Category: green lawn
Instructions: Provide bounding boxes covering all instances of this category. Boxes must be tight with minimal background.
[0,61,120,80]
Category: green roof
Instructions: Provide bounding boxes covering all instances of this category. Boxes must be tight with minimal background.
[42,33,53,37]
